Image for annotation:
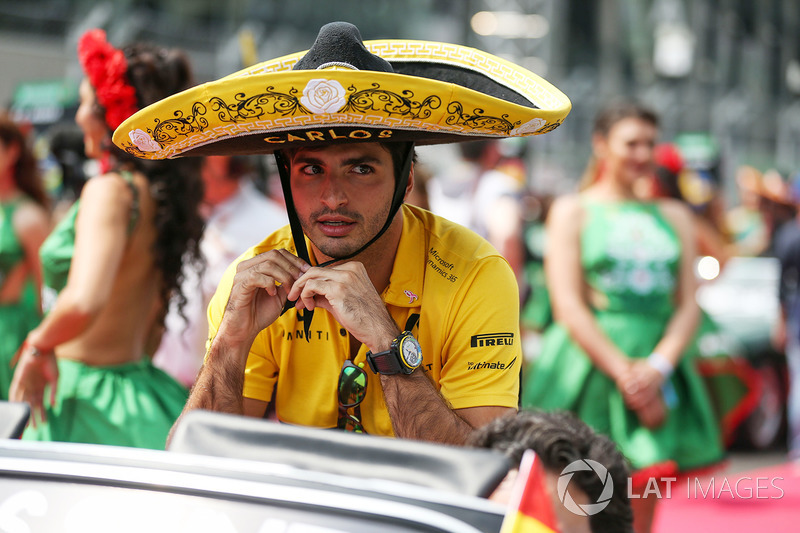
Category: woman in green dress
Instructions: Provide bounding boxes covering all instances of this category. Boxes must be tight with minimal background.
[521,102,724,533]
[0,115,50,399]
[9,29,205,450]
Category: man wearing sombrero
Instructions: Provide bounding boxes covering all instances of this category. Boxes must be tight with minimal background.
[114,22,571,444]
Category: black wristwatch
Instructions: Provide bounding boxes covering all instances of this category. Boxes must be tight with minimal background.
[366,331,422,375]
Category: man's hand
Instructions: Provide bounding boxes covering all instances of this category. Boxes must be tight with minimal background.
[169,249,307,434]
[287,261,398,351]
[220,249,310,347]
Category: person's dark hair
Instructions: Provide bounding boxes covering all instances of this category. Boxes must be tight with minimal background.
[458,139,493,162]
[384,141,417,186]
[654,166,685,201]
[592,101,659,138]
[468,409,634,533]
[278,141,417,185]
[0,114,50,209]
[88,40,204,324]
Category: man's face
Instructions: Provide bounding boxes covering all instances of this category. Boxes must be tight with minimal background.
[288,143,396,260]
[594,116,657,188]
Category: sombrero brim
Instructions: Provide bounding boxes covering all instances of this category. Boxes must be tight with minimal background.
[112,39,571,159]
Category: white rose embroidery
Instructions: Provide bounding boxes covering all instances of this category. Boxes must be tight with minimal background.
[300,79,346,114]
[128,129,161,152]
[510,117,547,136]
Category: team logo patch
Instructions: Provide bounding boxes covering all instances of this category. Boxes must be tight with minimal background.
[470,332,514,348]
[467,357,517,371]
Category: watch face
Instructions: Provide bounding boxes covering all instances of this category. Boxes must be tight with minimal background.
[401,336,422,368]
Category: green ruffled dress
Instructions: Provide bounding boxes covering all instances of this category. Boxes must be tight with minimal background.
[0,198,42,399]
[23,179,188,450]
[521,200,724,474]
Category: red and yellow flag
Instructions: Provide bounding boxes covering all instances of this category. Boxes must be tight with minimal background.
[500,450,560,533]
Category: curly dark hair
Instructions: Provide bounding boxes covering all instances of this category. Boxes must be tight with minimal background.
[86,40,205,324]
[0,113,49,209]
[467,409,634,533]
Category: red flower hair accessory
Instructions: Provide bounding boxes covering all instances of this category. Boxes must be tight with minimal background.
[78,29,139,131]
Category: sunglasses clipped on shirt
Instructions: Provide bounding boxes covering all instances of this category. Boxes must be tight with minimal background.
[338,359,367,433]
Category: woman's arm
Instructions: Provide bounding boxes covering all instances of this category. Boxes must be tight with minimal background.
[545,195,631,383]
[652,199,701,366]
[13,201,51,311]
[623,199,701,413]
[0,202,50,305]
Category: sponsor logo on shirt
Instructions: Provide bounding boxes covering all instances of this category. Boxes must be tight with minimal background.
[467,357,517,371]
[470,332,514,348]
[427,247,459,283]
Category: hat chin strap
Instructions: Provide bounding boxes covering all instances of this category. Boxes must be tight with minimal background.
[274,142,415,340]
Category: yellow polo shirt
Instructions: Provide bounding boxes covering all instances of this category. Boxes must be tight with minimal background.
[207,204,520,436]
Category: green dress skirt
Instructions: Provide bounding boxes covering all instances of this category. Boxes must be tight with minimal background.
[22,358,187,450]
[522,200,724,476]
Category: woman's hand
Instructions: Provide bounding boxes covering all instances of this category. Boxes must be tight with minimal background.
[632,395,667,429]
[621,360,664,408]
[616,360,668,429]
[9,342,59,427]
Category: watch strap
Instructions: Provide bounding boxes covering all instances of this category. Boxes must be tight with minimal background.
[367,348,402,375]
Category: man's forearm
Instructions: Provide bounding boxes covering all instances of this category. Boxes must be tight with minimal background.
[167,336,248,446]
[381,370,474,445]
[186,343,246,414]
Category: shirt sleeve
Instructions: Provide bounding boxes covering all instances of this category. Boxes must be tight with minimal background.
[437,255,521,410]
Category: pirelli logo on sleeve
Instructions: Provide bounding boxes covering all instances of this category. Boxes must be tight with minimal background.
[470,332,515,348]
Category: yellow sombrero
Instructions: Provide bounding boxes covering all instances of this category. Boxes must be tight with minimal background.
[112,21,571,159]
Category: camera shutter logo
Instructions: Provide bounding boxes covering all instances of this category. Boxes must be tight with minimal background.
[558,459,614,516]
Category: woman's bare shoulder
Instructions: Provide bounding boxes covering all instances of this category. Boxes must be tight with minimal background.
[548,193,584,224]
[13,199,50,230]
[80,172,136,203]
[656,198,694,227]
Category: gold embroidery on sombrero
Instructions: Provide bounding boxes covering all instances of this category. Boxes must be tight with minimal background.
[156,103,210,141]
[210,88,304,120]
[116,101,208,157]
[343,85,440,118]
[444,102,518,134]
[536,120,563,134]
[119,80,525,157]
